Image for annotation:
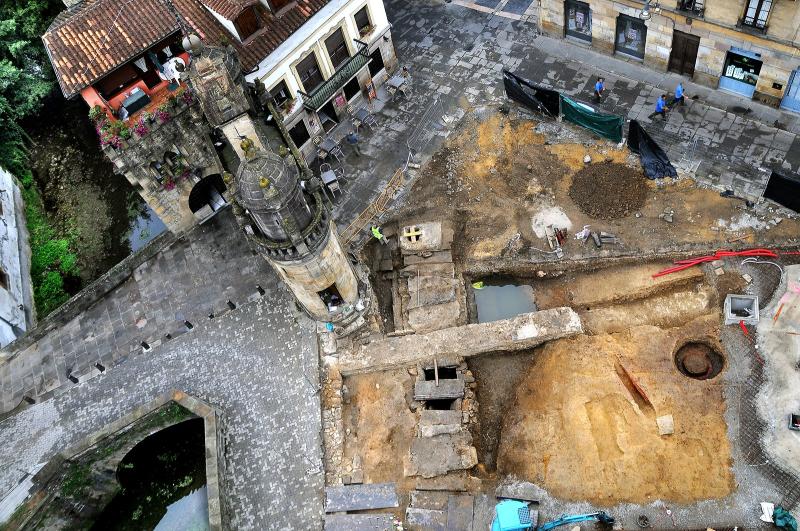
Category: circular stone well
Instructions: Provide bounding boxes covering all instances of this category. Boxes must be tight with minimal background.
[674,341,725,380]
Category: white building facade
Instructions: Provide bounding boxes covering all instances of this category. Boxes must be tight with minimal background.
[244,0,398,159]
[0,168,34,347]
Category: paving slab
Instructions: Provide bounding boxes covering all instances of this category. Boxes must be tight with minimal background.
[325,483,399,513]
[446,494,474,531]
[324,513,395,530]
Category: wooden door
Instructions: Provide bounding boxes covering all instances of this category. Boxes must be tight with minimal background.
[668,31,700,77]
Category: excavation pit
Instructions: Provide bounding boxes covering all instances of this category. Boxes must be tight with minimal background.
[675,341,725,380]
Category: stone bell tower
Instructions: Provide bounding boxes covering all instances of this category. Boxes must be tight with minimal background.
[188,39,362,323]
[231,143,361,321]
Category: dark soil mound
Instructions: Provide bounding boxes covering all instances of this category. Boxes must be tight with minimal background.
[568,162,647,219]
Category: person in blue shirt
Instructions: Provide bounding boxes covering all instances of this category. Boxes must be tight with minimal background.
[593,77,605,103]
[649,94,669,120]
[346,130,362,157]
[669,82,685,107]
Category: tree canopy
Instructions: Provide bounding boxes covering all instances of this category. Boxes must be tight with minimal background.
[0,0,81,317]
[0,0,62,175]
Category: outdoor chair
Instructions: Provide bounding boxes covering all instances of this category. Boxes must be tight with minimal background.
[327,180,342,197]
[328,144,344,163]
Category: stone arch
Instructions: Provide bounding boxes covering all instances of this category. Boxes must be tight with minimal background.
[188,173,228,222]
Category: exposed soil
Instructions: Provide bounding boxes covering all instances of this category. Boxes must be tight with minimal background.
[568,161,648,219]
[394,110,800,266]
[467,350,535,473]
[497,316,734,506]
[341,370,417,511]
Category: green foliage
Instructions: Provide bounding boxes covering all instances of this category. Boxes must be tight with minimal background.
[61,463,92,497]
[88,105,105,123]
[0,0,80,316]
[0,0,62,176]
[19,168,78,316]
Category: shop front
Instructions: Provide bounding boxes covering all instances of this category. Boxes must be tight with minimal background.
[564,0,592,42]
[780,69,800,113]
[718,47,762,98]
[615,15,647,60]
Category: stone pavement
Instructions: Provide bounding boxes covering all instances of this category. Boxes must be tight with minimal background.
[0,288,324,530]
[0,211,278,413]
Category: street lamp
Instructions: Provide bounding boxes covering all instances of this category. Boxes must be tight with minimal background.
[639,0,659,19]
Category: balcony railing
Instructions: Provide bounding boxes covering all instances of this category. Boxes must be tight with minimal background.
[676,0,704,17]
[299,41,371,111]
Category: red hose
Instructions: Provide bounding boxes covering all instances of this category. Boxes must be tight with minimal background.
[652,249,781,278]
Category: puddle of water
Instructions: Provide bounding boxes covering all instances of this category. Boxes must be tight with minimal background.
[128,204,167,252]
[154,486,210,531]
[474,284,537,323]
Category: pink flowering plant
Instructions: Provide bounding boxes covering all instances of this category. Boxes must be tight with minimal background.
[96,118,130,148]
[133,117,149,137]
[178,87,195,105]
[161,163,192,191]
[155,104,171,123]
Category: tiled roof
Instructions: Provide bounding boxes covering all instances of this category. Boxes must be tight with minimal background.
[201,0,258,20]
[44,0,332,98]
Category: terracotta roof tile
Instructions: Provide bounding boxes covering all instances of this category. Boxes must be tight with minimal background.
[201,0,259,20]
[44,0,332,98]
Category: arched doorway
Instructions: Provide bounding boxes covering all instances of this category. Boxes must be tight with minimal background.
[188,174,228,223]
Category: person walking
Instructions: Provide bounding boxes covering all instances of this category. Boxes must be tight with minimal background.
[669,82,685,107]
[371,225,387,244]
[346,130,362,157]
[649,94,669,120]
[593,77,605,103]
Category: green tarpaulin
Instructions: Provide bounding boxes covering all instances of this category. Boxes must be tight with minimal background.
[560,95,624,143]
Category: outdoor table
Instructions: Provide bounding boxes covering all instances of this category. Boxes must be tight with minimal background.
[352,107,371,129]
[122,90,151,115]
[318,138,337,158]
[387,75,409,101]
[387,75,406,90]
[321,169,338,185]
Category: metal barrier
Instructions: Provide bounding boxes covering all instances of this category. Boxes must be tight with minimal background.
[339,167,405,245]
[407,97,446,164]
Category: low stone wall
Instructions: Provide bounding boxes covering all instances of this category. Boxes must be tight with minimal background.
[338,307,583,375]
[0,230,176,363]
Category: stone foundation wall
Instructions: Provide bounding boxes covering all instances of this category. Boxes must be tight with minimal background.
[104,100,224,234]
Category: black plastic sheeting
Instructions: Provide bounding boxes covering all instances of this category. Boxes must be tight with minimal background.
[503,70,560,117]
[764,171,800,213]
[627,120,678,180]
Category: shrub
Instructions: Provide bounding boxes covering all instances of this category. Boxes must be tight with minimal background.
[19,169,79,316]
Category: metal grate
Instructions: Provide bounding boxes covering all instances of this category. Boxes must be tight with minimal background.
[517,507,532,524]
